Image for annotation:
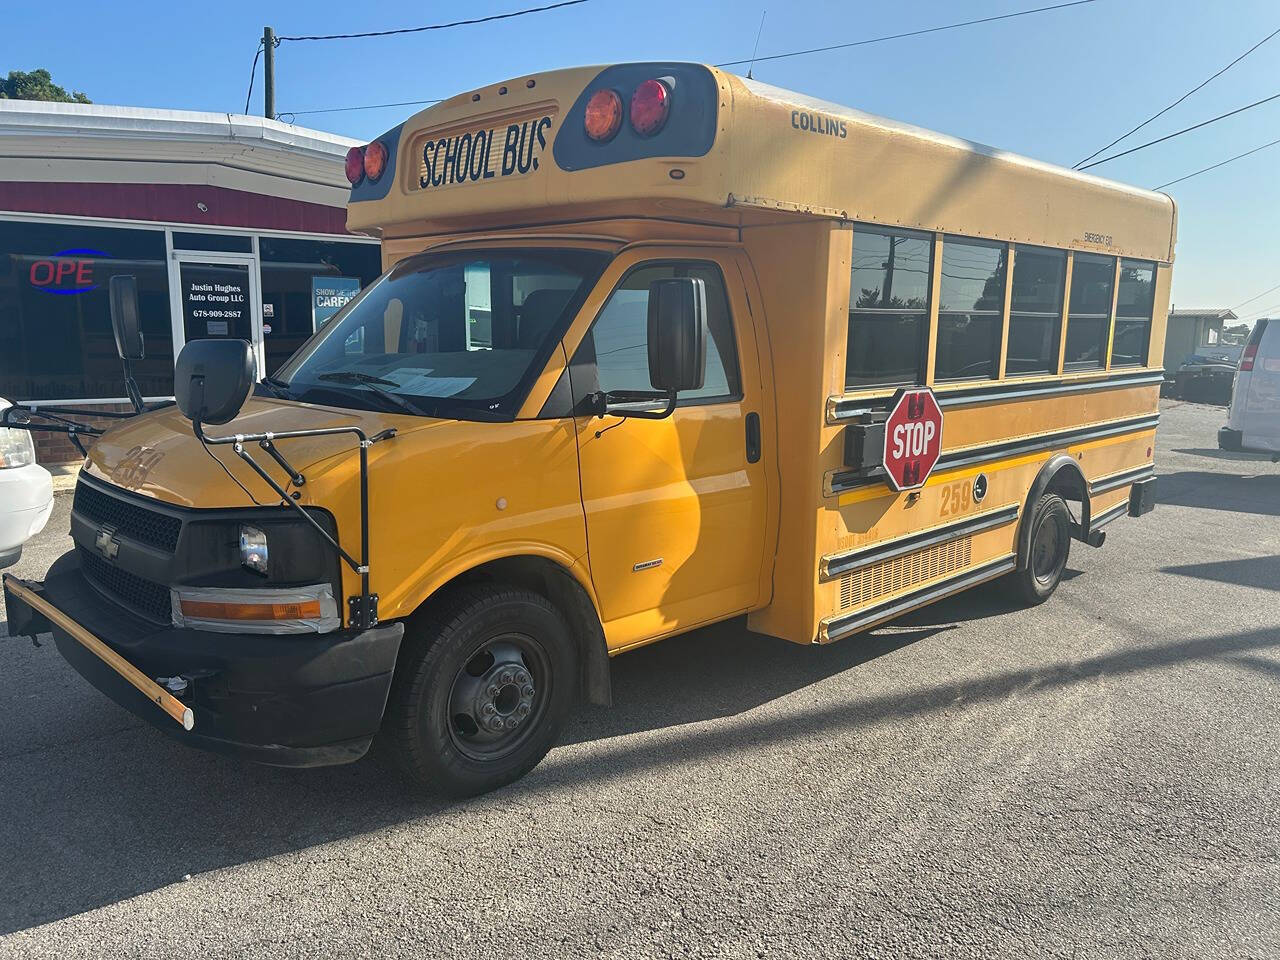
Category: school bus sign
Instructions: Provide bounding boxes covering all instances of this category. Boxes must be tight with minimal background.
[882,387,943,492]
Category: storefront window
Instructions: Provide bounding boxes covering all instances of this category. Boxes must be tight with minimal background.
[258,237,381,375]
[0,220,173,401]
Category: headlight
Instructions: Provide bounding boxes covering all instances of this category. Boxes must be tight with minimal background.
[239,524,269,576]
[0,426,35,469]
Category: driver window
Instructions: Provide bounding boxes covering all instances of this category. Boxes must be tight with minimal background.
[580,261,741,403]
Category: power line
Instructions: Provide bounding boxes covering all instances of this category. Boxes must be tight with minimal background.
[714,0,1102,69]
[244,40,264,115]
[278,99,443,121]
[1239,300,1280,320]
[1077,91,1280,171]
[1152,136,1280,191]
[276,0,589,42]
[1232,281,1280,312]
[1074,25,1280,169]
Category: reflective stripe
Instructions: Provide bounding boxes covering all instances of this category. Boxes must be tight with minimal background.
[828,413,1160,496]
[826,369,1166,423]
[1089,464,1155,495]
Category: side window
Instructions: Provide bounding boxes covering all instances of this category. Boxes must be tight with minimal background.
[1112,259,1155,367]
[1006,245,1066,376]
[935,237,1006,381]
[1064,253,1116,370]
[582,261,741,402]
[847,226,932,388]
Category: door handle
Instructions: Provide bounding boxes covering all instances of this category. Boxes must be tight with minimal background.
[745,412,761,463]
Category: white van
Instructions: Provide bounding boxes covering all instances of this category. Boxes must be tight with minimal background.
[1219,318,1280,458]
[0,399,55,569]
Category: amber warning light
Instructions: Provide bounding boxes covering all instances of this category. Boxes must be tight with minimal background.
[363,140,388,182]
[584,89,623,142]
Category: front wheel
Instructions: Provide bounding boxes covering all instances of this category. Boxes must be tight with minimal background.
[385,585,576,797]
[1011,493,1071,605]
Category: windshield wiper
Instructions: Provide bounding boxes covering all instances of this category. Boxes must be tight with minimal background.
[259,375,295,400]
[316,371,430,417]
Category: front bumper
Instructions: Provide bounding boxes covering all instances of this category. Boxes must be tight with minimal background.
[4,550,404,767]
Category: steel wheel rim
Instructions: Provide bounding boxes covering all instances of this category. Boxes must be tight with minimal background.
[446,632,550,762]
[1032,513,1063,583]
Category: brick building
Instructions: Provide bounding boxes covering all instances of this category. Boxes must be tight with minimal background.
[0,100,380,464]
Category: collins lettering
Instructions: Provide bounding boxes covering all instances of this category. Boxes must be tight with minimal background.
[790,110,847,139]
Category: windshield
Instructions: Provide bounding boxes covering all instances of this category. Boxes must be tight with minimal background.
[275,248,608,419]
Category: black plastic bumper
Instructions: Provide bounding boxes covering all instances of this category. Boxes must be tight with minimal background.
[4,550,404,767]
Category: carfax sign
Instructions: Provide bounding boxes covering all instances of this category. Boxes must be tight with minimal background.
[312,277,361,329]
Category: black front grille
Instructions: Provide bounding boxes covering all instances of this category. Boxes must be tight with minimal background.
[74,481,182,553]
[78,547,172,624]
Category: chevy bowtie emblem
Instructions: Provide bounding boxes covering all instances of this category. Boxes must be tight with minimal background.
[94,527,120,561]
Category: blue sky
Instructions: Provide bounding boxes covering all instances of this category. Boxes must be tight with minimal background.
[3,0,1276,316]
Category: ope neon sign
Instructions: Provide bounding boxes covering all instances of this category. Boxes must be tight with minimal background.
[29,248,111,295]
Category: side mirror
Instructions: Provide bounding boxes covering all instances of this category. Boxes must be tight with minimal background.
[647,277,707,393]
[174,339,255,426]
[109,275,145,361]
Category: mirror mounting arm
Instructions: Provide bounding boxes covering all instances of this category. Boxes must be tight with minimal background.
[589,389,678,422]
[191,418,398,630]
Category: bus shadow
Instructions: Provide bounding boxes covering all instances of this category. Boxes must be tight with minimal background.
[1162,555,1280,594]
[1172,447,1275,464]
[1158,470,1280,517]
[6,617,1277,936]
[558,617,946,746]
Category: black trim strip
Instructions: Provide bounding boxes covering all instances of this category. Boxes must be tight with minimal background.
[821,504,1019,581]
[827,369,1165,423]
[822,554,1017,642]
[1089,500,1129,533]
[1089,464,1155,495]
[828,413,1160,496]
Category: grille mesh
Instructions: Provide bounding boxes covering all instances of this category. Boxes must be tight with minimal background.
[839,536,973,610]
[79,547,172,624]
[74,481,182,552]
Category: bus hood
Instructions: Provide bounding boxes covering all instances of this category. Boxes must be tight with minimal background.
[84,398,432,508]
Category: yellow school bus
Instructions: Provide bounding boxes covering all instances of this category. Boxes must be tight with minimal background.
[4,62,1173,796]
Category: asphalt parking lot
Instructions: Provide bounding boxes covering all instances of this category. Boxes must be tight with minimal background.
[1,399,1277,959]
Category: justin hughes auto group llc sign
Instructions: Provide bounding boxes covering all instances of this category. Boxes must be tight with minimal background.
[313,277,361,329]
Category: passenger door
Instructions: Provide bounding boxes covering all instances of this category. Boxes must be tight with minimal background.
[568,251,768,648]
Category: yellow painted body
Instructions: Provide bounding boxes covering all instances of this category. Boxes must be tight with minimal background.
[83,63,1175,654]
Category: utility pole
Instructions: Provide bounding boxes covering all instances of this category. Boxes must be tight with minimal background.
[263,26,276,120]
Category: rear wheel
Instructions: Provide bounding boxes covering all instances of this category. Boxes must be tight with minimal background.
[386,585,575,797]
[1011,493,1071,605]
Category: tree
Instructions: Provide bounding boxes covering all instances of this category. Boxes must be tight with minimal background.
[0,69,91,104]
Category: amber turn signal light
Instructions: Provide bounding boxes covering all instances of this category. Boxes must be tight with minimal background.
[179,598,324,621]
[584,88,623,142]
[363,140,388,182]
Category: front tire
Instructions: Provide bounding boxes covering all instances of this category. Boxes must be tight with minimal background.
[1012,493,1071,605]
[386,584,575,797]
